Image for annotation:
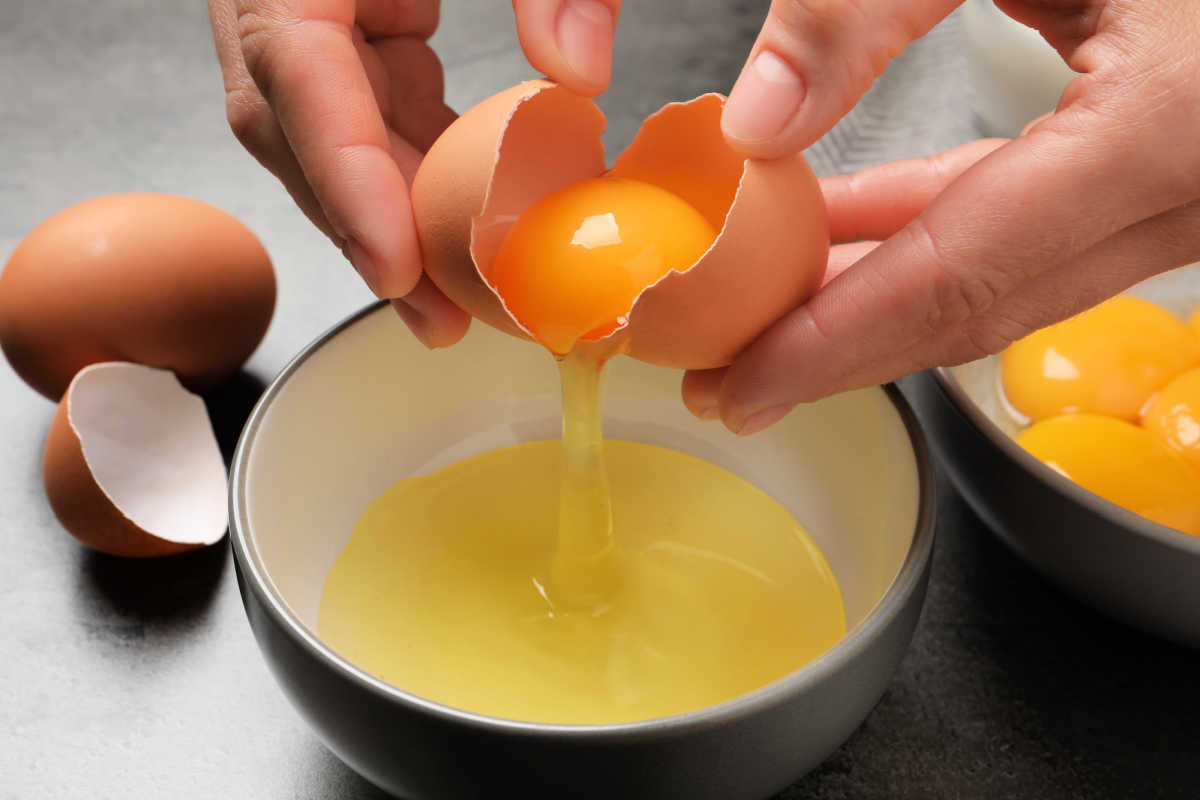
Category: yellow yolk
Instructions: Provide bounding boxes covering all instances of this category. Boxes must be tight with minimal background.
[489,176,717,355]
[1017,414,1200,536]
[1001,295,1200,422]
[1142,367,1200,471]
[1190,308,1200,340]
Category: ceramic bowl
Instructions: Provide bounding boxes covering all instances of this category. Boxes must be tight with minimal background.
[229,302,935,799]
[907,266,1200,647]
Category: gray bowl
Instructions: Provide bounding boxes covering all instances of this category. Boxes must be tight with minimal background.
[229,302,935,799]
[907,266,1200,647]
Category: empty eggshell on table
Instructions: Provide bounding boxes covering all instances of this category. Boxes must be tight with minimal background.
[412,80,829,370]
[43,362,228,558]
[0,193,275,400]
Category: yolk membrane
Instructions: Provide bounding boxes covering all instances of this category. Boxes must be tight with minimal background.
[1142,366,1200,471]
[489,176,717,355]
[1017,413,1200,536]
[1001,295,1200,422]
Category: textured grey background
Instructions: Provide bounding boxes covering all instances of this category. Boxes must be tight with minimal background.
[1,1,1197,798]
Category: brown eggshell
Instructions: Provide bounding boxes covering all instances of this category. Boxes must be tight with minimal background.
[610,96,829,369]
[411,83,829,368]
[43,362,227,558]
[0,193,276,400]
[413,80,606,338]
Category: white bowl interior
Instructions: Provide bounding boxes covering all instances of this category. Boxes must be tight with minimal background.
[950,264,1200,436]
[242,307,921,641]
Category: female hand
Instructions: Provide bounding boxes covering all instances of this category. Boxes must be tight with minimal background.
[207,0,620,346]
[685,0,1200,435]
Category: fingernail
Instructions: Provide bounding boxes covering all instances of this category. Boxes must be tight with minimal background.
[556,0,614,88]
[390,299,434,349]
[346,239,383,297]
[697,406,720,421]
[736,404,791,436]
[723,50,805,144]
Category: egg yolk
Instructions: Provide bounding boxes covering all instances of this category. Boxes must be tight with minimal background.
[1017,414,1200,536]
[1190,307,1200,340]
[1141,367,1200,471]
[489,176,717,355]
[1001,295,1200,422]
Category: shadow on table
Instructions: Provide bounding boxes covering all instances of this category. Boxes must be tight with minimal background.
[203,369,268,467]
[783,472,1200,800]
[307,743,394,800]
[78,541,229,624]
[950,506,1200,796]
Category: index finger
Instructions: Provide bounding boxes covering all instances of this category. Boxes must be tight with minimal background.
[511,0,621,96]
[235,0,431,297]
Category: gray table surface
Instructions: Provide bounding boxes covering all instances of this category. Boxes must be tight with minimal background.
[2,2,1198,798]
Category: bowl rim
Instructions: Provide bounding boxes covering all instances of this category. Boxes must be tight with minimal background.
[229,300,937,739]
[930,365,1200,556]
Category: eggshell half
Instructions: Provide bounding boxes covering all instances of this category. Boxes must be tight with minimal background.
[43,362,228,558]
[609,96,828,368]
[414,80,606,338]
[411,82,829,369]
[0,193,276,400]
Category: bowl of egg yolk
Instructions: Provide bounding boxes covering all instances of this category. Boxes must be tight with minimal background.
[908,265,1200,647]
[229,300,934,799]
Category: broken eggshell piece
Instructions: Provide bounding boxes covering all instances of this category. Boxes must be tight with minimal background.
[43,362,228,558]
[412,79,829,369]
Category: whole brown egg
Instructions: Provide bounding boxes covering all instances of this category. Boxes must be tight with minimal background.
[0,193,275,400]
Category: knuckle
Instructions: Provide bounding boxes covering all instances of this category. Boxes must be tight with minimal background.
[936,272,1001,326]
[236,24,278,96]
[797,303,836,353]
[234,7,300,99]
[905,217,1008,335]
[777,307,838,405]
[224,87,270,151]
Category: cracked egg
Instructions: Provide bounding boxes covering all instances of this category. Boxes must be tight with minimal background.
[412,80,829,367]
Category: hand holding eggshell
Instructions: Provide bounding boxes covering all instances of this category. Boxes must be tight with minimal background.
[206,0,459,339]
[682,0,1200,435]
[207,0,620,349]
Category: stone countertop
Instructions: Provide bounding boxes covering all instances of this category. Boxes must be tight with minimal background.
[2,1,1197,798]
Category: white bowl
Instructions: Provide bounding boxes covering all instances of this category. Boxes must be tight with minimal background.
[230,302,935,798]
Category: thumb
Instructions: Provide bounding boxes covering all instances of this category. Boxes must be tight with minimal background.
[511,0,622,96]
[722,0,960,157]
